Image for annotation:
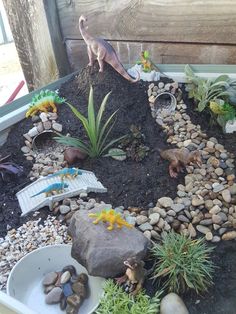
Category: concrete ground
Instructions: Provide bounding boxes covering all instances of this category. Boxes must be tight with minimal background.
[0,42,28,107]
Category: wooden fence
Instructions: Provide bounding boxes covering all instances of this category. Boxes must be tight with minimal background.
[3,0,236,89]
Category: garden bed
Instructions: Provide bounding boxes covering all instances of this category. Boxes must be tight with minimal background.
[0,62,236,314]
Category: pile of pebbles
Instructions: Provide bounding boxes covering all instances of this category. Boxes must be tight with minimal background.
[21,111,63,161]
[43,265,88,313]
[0,216,71,291]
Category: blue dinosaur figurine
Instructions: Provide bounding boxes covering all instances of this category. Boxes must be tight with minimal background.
[31,182,69,198]
[49,168,83,180]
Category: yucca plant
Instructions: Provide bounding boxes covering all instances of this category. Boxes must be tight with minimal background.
[55,86,125,158]
[96,279,162,314]
[151,231,215,294]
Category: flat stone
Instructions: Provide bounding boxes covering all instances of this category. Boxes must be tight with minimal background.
[160,293,189,314]
[178,215,189,223]
[136,215,148,225]
[143,230,152,239]
[222,189,231,203]
[212,214,222,224]
[211,236,221,243]
[205,200,214,210]
[68,208,150,277]
[158,197,174,208]
[139,222,153,232]
[59,205,71,215]
[149,213,160,225]
[215,168,224,176]
[42,272,58,286]
[171,203,185,213]
[21,146,30,154]
[28,126,39,137]
[222,231,236,240]
[60,271,71,284]
[151,230,161,240]
[213,184,225,193]
[191,197,204,207]
[45,287,62,304]
[153,207,167,218]
[229,184,236,195]
[52,122,63,132]
[205,232,213,241]
[200,219,213,226]
[196,225,211,234]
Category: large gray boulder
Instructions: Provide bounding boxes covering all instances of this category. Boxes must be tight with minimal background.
[68,206,150,278]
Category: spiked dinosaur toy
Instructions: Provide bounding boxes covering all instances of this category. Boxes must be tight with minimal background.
[88,209,133,231]
[79,15,139,83]
[31,182,69,198]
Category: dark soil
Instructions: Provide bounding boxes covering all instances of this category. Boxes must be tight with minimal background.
[1,62,236,314]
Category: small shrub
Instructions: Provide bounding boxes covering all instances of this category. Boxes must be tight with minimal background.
[185,64,236,112]
[96,279,162,314]
[151,231,215,294]
[55,86,125,158]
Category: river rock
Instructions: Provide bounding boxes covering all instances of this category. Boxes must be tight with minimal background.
[222,231,236,240]
[149,213,160,225]
[160,293,189,314]
[191,197,204,207]
[158,197,174,208]
[196,225,211,234]
[45,287,62,304]
[136,215,148,225]
[60,271,71,284]
[59,205,71,215]
[68,206,150,277]
[42,272,58,286]
[222,189,231,203]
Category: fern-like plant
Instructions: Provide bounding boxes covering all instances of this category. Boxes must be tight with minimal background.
[55,86,125,158]
[151,231,215,294]
[96,279,162,314]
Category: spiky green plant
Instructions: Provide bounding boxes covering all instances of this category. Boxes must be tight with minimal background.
[55,86,125,158]
[151,232,215,294]
[95,280,162,314]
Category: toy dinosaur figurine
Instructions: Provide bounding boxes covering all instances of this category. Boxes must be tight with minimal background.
[26,90,65,118]
[48,168,83,180]
[79,15,139,83]
[160,148,202,178]
[88,209,133,231]
[31,182,69,197]
[116,257,146,295]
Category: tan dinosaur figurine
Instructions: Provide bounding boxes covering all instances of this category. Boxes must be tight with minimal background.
[79,16,139,83]
[160,148,202,178]
[116,257,146,295]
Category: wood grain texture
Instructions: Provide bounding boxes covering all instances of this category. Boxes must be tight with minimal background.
[65,40,236,71]
[57,0,236,44]
[3,0,70,91]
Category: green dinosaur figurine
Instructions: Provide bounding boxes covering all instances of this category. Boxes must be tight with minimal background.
[26,90,65,118]
[31,182,69,198]
[48,168,83,180]
[88,209,133,231]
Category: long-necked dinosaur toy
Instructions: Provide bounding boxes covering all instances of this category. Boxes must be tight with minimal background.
[79,15,139,83]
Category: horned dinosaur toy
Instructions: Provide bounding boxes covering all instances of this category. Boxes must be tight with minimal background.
[88,209,133,231]
[116,257,146,295]
[48,168,83,180]
[160,148,202,178]
[31,182,69,198]
[26,90,65,118]
[79,15,139,83]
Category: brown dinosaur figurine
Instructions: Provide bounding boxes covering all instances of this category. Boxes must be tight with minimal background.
[116,257,146,295]
[79,16,139,83]
[160,148,202,178]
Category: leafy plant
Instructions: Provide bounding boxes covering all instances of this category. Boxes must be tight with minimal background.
[0,155,23,181]
[185,64,236,112]
[151,231,215,294]
[54,86,125,158]
[136,51,152,73]
[95,279,162,314]
[209,99,236,129]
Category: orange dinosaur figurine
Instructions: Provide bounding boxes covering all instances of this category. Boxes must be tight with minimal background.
[160,148,202,178]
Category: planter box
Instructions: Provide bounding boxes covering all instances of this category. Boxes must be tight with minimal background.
[1,64,236,145]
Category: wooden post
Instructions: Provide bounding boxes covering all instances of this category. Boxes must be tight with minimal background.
[3,0,71,91]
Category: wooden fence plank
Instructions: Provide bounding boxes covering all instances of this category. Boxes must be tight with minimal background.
[3,0,70,91]
[65,40,236,71]
[57,0,236,44]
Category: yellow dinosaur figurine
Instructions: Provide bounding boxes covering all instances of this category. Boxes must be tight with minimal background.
[88,209,133,231]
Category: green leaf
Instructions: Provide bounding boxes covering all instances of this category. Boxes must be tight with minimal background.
[143,50,150,59]
[106,148,127,161]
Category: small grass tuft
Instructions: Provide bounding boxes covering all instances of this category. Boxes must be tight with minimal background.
[151,231,215,294]
[95,279,162,314]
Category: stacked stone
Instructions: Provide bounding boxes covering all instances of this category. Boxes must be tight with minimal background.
[137,83,236,242]
[21,112,63,161]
